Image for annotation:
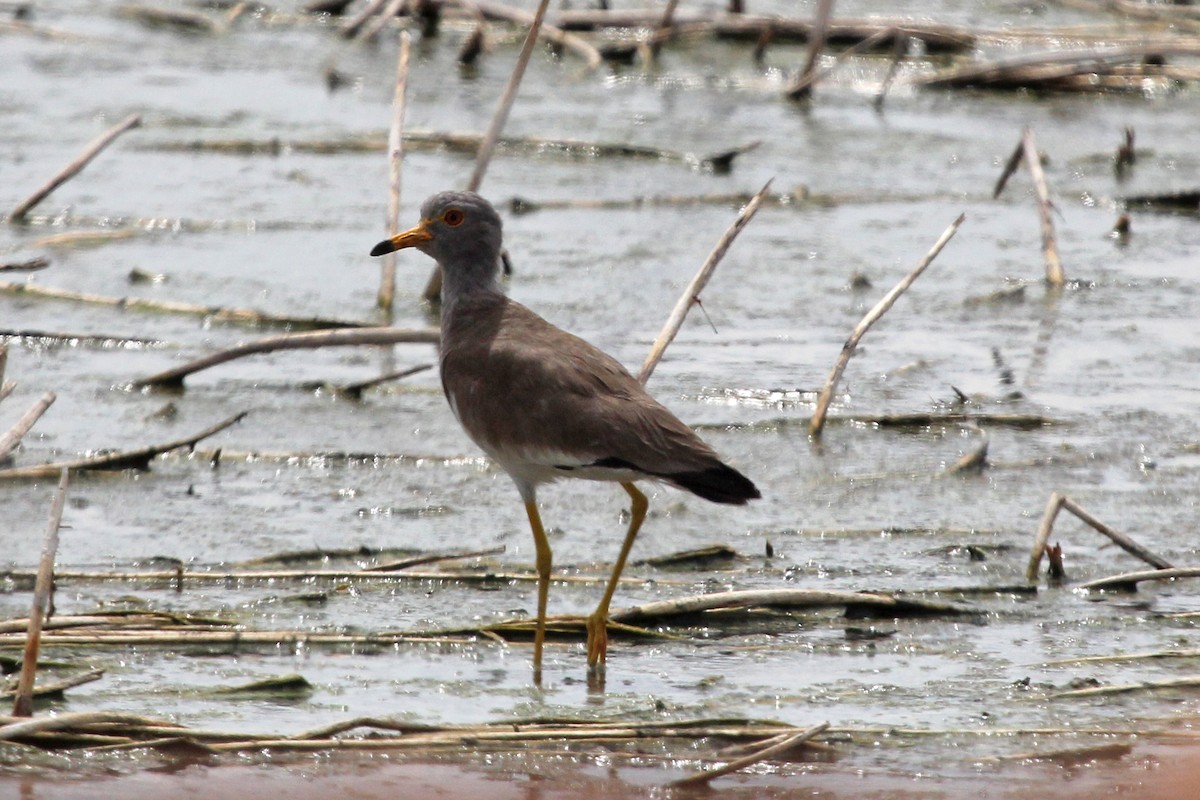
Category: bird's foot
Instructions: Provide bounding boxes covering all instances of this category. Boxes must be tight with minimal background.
[585,610,609,668]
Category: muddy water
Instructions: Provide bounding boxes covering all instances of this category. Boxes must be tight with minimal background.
[2,0,1200,790]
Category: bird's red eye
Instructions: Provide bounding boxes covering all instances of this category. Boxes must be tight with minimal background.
[442,209,465,226]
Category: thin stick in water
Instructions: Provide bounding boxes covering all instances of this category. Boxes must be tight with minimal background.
[358,0,405,41]
[668,722,830,787]
[423,0,552,303]
[132,327,439,389]
[1026,493,1173,581]
[12,468,69,717]
[378,30,413,312]
[785,0,835,100]
[1026,491,1064,581]
[638,180,773,385]
[808,213,965,438]
[8,115,142,223]
[1021,128,1065,286]
[0,391,56,462]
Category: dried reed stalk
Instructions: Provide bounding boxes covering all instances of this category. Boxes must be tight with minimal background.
[364,544,505,571]
[132,327,439,389]
[0,391,56,461]
[669,721,829,787]
[789,25,897,99]
[0,413,246,480]
[809,213,965,438]
[470,0,601,68]
[0,279,365,331]
[339,0,389,38]
[333,362,432,398]
[786,0,834,100]
[422,0,552,302]
[638,179,773,384]
[1026,492,1173,581]
[612,587,971,623]
[1021,129,1065,286]
[1053,676,1200,699]
[8,114,141,223]
[1078,566,1200,592]
[358,0,405,40]
[11,468,68,717]
[378,30,413,311]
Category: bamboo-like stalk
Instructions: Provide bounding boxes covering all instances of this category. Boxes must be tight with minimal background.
[1060,495,1173,569]
[422,0,552,303]
[8,114,142,223]
[11,468,68,717]
[1052,675,1200,699]
[1078,566,1200,592]
[808,213,965,438]
[377,30,412,312]
[669,722,829,787]
[1026,492,1173,581]
[786,0,835,100]
[1021,128,1065,286]
[131,327,439,389]
[637,180,773,385]
[0,413,246,480]
[1026,491,1064,581]
[0,391,56,462]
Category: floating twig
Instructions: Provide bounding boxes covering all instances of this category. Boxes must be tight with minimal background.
[1078,566,1200,592]
[11,468,68,717]
[8,114,142,223]
[0,280,367,331]
[980,741,1133,765]
[1053,675,1200,699]
[364,545,506,572]
[0,413,247,480]
[669,722,830,788]
[808,213,965,438]
[638,179,773,385]
[330,362,433,399]
[913,44,1200,90]
[0,257,50,273]
[611,588,974,624]
[422,0,552,303]
[378,30,413,312]
[0,391,56,462]
[132,327,439,389]
[1026,492,1173,582]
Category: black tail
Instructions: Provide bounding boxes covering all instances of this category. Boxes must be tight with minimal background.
[669,462,761,505]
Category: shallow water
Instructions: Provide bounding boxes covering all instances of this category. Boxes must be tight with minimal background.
[2,0,1200,785]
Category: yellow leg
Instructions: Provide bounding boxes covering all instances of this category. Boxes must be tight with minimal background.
[586,482,648,670]
[524,499,552,685]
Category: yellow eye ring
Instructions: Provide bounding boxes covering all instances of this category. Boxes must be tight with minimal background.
[442,209,465,226]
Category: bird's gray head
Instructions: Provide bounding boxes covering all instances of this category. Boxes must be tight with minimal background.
[369,191,503,294]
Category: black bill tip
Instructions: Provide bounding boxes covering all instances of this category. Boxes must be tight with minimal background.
[369,240,395,257]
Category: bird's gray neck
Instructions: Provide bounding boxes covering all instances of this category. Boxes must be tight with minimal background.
[439,260,504,321]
